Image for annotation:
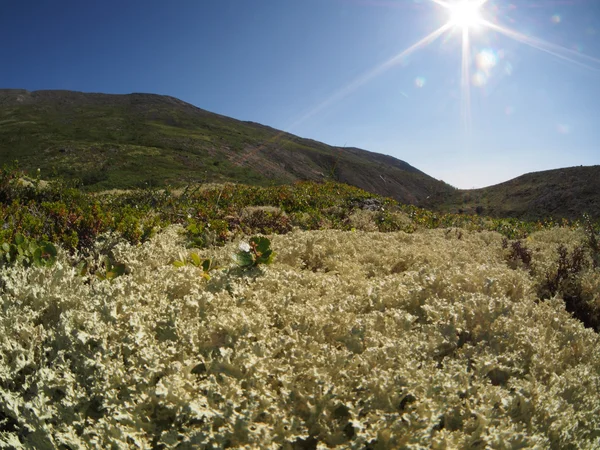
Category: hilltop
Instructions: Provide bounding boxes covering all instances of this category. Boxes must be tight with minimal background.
[424,165,600,221]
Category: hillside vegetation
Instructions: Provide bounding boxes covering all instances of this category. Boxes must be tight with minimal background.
[424,165,600,221]
[0,89,453,206]
[3,89,598,221]
[1,171,600,448]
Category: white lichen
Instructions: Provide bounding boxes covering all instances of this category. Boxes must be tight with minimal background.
[0,227,599,448]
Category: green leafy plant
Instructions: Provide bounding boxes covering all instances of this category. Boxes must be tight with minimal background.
[97,257,127,281]
[1,234,57,268]
[235,236,275,269]
[32,241,58,267]
[173,252,218,280]
[185,219,231,248]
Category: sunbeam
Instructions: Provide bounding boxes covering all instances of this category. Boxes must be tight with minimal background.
[461,27,472,140]
[285,22,452,132]
[482,19,600,72]
[231,23,452,170]
[236,0,600,172]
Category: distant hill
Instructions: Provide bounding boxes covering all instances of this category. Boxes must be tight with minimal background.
[2,89,597,220]
[423,165,600,221]
[0,89,454,206]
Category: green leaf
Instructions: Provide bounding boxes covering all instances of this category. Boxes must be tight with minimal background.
[32,247,43,267]
[101,259,126,281]
[76,260,88,276]
[40,242,57,261]
[173,260,186,268]
[191,236,205,248]
[256,249,275,265]
[1,243,9,252]
[251,236,271,254]
[201,259,211,272]
[105,271,117,280]
[190,252,202,267]
[14,234,24,246]
[113,262,126,276]
[236,251,254,268]
[8,244,17,261]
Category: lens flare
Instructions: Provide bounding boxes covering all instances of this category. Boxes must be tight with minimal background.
[476,49,498,74]
[243,0,600,167]
[557,124,571,134]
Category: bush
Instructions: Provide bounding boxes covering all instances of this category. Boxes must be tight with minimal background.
[537,244,599,331]
[502,238,532,270]
[239,206,292,235]
[0,234,57,268]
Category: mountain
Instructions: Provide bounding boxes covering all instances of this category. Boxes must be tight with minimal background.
[422,165,600,221]
[2,89,598,220]
[0,89,454,205]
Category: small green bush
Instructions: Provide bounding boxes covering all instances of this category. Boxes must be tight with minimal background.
[173,252,218,280]
[235,236,275,268]
[0,234,57,268]
[96,257,127,282]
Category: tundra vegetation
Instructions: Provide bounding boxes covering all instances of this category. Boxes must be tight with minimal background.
[1,166,600,449]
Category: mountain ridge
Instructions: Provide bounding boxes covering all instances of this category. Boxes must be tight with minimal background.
[1,89,598,220]
[0,89,452,206]
[423,165,600,221]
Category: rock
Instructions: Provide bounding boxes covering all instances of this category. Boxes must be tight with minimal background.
[354,198,383,211]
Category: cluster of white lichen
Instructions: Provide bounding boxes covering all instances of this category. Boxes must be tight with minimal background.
[1,226,600,448]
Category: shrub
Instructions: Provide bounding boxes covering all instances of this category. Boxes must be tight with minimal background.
[0,234,57,268]
[235,236,275,268]
[537,244,599,330]
[502,238,532,270]
[239,206,292,235]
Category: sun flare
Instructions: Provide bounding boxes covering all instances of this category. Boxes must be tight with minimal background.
[448,0,483,29]
[285,0,600,147]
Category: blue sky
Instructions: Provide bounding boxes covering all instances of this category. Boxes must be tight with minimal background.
[1,0,599,188]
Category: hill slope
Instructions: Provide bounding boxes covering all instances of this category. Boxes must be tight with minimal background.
[423,165,600,221]
[0,89,453,205]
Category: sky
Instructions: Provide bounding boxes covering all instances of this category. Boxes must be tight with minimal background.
[1,0,599,188]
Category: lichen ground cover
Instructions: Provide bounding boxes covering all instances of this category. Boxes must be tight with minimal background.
[1,227,599,449]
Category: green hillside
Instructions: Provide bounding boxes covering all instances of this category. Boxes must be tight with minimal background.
[0,89,453,206]
[424,165,600,221]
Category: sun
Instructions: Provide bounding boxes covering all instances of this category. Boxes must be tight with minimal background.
[447,0,484,30]
[289,0,600,144]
